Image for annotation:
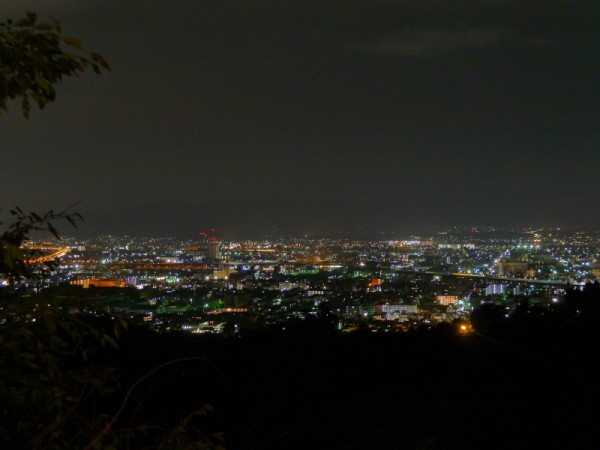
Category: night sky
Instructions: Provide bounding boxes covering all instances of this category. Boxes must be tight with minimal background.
[2,1,599,238]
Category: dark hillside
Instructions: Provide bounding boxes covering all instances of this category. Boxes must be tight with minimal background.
[108,319,599,450]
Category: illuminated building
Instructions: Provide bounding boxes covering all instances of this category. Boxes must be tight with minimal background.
[436,295,458,305]
[208,240,220,259]
[593,261,600,279]
[375,304,418,315]
[485,284,505,296]
[70,277,125,288]
[367,278,383,292]
[498,260,528,277]
[200,227,220,259]
[213,265,235,280]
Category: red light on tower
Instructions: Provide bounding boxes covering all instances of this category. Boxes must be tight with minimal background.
[199,228,216,240]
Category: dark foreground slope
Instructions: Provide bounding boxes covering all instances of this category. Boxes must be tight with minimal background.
[109,319,599,450]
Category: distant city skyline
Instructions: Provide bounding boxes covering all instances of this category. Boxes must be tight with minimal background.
[2,1,599,236]
[66,199,596,240]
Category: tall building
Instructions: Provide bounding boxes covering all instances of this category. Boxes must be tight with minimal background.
[200,228,220,259]
[208,239,220,259]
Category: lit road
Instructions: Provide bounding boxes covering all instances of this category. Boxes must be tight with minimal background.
[25,246,70,264]
[395,268,579,286]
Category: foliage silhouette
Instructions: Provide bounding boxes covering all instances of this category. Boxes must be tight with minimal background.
[1,12,222,448]
[0,12,109,117]
[0,206,82,280]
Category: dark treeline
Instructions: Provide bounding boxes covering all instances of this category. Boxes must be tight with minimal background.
[104,284,600,449]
